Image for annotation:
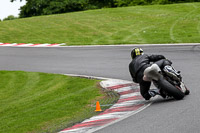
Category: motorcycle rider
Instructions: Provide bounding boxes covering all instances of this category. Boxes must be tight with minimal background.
[129,47,174,100]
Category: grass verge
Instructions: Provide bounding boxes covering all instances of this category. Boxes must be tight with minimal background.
[0,71,118,133]
[0,3,200,45]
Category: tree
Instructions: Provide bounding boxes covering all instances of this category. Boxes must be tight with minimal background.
[89,0,116,8]
[10,0,23,2]
[19,0,51,17]
[11,0,200,18]
[11,0,88,18]
[3,15,18,21]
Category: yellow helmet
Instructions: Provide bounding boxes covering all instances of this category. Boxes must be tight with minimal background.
[131,48,143,59]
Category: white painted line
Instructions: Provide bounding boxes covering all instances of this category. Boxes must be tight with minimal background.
[110,100,145,109]
[60,74,152,133]
[15,44,34,47]
[32,44,50,47]
[1,43,199,48]
[64,74,111,80]
[115,86,135,93]
[1,43,17,46]
[83,112,129,122]
[86,102,151,133]
[119,92,141,99]
[0,43,66,47]
[54,43,200,48]
[60,127,92,133]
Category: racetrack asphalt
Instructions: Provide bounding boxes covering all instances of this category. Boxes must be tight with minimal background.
[0,44,199,133]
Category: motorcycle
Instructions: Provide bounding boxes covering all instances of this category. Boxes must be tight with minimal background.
[143,63,190,100]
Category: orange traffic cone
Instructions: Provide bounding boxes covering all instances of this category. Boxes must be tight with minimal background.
[95,101,102,112]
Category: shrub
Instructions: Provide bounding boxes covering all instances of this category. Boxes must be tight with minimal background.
[3,15,18,21]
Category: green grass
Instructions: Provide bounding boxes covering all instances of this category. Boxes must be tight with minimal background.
[0,3,200,45]
[0,71,106,133]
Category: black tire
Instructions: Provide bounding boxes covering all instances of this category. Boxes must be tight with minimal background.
[179,83,190,95]
[158,78,185,100]
[185,90,190,95]
[184,85,190,95]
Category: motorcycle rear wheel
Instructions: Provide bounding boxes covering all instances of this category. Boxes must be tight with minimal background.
[158,78,185,100]
[184,85,190,95]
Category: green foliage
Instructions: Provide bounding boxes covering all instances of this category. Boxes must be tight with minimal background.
[3,15,18,21]
[151,0,172,4]
[128,0,149,6]
[89,0,116,8]
[18,0,89,18]
[11,0,200,18]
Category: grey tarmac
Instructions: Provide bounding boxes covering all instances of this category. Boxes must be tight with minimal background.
[0,44,199,133]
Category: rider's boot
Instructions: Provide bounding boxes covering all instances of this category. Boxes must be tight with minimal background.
[159,89,167,98]
[148,89,160,97]
[148,89,166,99]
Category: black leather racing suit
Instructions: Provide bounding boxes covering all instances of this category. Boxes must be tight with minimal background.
[129,54,171,100]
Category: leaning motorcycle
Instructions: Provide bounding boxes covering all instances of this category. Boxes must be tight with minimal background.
[143,63,190,100]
